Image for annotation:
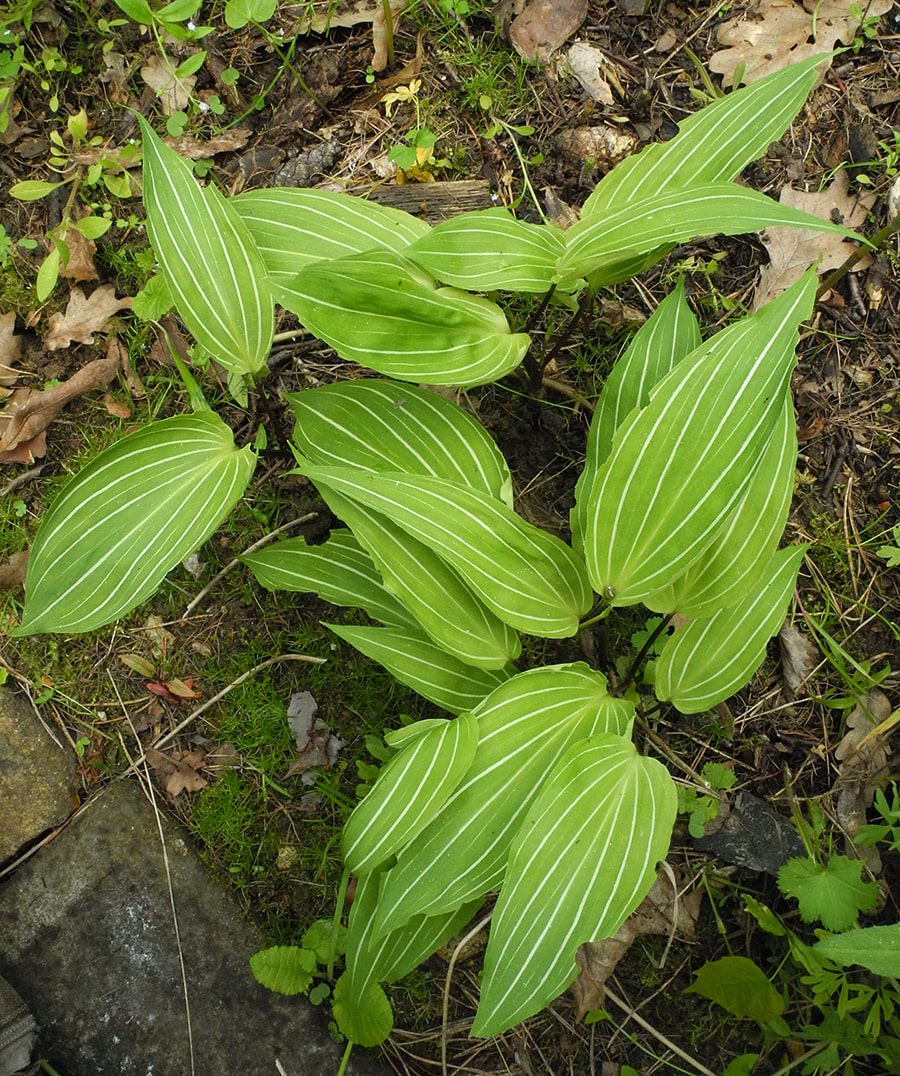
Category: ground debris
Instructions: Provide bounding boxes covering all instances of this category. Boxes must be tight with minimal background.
[146,746,208,796]
[43,285,132,350]
[284,691,345,782]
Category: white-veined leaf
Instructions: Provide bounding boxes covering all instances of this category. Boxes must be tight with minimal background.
[138,118,273,375]
[231,187,430,280]
[405,207,566,293]
[654,544,807,714]
[557,184,863,288]
[371,665,635,937]
[296,461,592,638]
[343,712,479,875]
[583,272,814,606]
[571,279,700,552]
[472,733,676,1037]
[343,869,481,999]
[581,54,829,218]
[316,484,521,668]
[15,413,256,635]
[240,530,414,627]
[287,379,513,506]
[327,622,514,714]
[645,393,796,617]
[271,250,530,387]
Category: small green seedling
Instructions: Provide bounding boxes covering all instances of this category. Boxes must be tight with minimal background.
[678,761,737,838]
[876,522,900,567]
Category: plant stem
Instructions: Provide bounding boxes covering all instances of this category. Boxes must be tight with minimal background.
[336,1040,353,1076]
[622,614,674,691]
[816,210,900,299]
[380,0,395,69]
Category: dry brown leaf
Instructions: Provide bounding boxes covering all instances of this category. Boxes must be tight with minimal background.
[510,0,588,63]
[103,393,131,419]
[565,42,615,105]
[835,689,894,874]
[371,0,408,71]
[140,52,197,115]
[0,549,29,589]
[0,352,120,456]
[59,226,99,283]
[0,312,23,385]
[284,690,345,781]
[0,430,47,464]
[779,619,820,697]
[572,870,702,1016]
[44,285,132,350]
[710,0,894,85]
[161,127,253,160]
[146,747,208,796]
[752,171,875,310]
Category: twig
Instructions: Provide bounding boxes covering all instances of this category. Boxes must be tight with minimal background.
[604,984,719,1076]
[816,210,900,300]
[0,465,44,498]
[181,513,317,618]
[442,912,492,1076]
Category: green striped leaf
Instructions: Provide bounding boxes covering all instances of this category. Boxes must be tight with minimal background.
[343,712,479,875]
[231,187,429,280]
[646,393,797,617]
[654,544,807,714]
[473,733,676,1037]
[271,251,530,387]
[316,484,520,668]
[583,272,815,606]
[287,379,513,506]
[581,55,828,218]
[240,530,414,627]
[344,869,481,999]
[296,461,593,638]
[371,665,635,937]
[405,208,566,293]
[557,185,862,288]
[15,413,256,635]
[138,118,273,375]
[571,279,700,553]
[327,622,514,714]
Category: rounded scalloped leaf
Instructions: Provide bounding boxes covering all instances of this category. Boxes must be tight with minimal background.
[249,946,316,995]
[331,973,393,1047]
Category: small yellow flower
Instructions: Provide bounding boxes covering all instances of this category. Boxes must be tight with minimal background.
[382,79,421,118]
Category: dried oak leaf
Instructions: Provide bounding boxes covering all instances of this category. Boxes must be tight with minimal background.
[571,870,702,1016]
[44,286,132,350]
[58,226,99,284]
[565,41,615,104]
[710,0,894,85]
[510,0,588,63]
[835,689,894,874]
[0,312,23,386]
[779,619,820,697]
[146,747,208,796]
[140,52,197,115]
[752,171,875,309]
[0,350,120,459]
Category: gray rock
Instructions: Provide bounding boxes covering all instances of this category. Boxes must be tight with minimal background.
[694,791,806,877]
[0,780,383,1076]
[0,685,77,863]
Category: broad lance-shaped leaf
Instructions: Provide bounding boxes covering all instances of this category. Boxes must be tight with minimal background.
[287,379,513,507]
[645,393,796,618]
[571,279,700,553]
[405,207,566,293]
[316,483,521,669]
[272,250,530,388]
[556,185,863,288]
[231,187,430,280]
[472,733,677,1037]
[813,924,900,978]
[138,118,273,375]
[15,413,256,635]
[343,712,479,875]
[581,54,829,218]
[327,622,514,714]
[343,868,482,1000]
[240,530,415,627]
[583,272,815,606]
[370,665,635,938]
[654,543,807,714]
[295,460,592,638]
